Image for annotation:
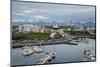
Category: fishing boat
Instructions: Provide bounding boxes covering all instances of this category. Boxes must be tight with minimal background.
[32,46,43,53]
[21,42,43,56]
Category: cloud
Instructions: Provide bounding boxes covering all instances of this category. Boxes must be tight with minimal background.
[32,15,48,20]
[22,9,32,13]
[12,19,25,22]
[12,1,95,23]
[15,8,33,14]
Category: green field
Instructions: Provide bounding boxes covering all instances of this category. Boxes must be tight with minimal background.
[12,31,50,40]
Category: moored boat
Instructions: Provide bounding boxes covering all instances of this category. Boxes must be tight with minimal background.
[83,49,95,61]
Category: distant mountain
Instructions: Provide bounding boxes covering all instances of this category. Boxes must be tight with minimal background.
[68,21,95,26]
[84,22,96,26]
[12,22,24,26]
[12,20,95,27]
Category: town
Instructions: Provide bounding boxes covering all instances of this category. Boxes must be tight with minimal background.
[12,21,96,47]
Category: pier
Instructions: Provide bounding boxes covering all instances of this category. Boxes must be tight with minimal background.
[37,52,56,64]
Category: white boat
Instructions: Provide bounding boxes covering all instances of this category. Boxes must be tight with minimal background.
[22,49,33,56]
[83,49,95,61]
[22,44,43,56]
[52,52,56,58]
[32,46,43,53]
[22,46,33,56]
[32,42,44,53]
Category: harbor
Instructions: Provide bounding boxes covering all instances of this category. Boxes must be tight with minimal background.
[11,38,96,66]
[11,1,96,66]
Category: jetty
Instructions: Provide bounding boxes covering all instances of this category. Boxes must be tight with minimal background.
[37,52,56,64]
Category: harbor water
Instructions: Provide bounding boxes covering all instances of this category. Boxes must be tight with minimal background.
[11,38,96,65]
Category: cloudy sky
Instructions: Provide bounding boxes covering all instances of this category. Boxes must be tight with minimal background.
[12,1,96,23]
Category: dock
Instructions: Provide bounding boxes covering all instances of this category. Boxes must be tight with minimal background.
[37,52,56,64]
